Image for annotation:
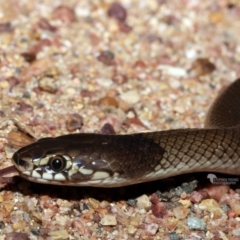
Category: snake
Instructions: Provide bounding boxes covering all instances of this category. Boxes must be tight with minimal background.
[2,78,240,187]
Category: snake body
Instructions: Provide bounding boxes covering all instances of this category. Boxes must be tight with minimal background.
[11,79,240,187]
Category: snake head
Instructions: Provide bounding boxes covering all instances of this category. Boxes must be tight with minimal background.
[12,138,70,183]
[11,134,124,186]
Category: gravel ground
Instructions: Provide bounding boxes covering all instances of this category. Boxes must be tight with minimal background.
[0,0,240,239]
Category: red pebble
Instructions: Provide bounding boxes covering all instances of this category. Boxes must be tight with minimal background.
[190,190,209,203]
[107,2,127,22]
[52,5,76,23]
[150,193,167,218]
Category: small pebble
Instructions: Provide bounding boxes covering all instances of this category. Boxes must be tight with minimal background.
[168,232,181,240]
[107,2,127,22]
[129,216,139,226]
[190,190,209,203]
[21,52,36,63]
[30,211,42,224]
[88,198,100,209]
[128,225,137,234]
[118,21,132,33]
[187,217,207,231]
[151,197,167,218]
[5,232,30,240]
[178,199,191,208]
[55,215,68,225]
[112,73,128,84]
[172,206,189,220]
[37,18,57,31]
[100,215,117,226]
[52,5,76,23]
[127,199,137,207]
[12,221,25,231]
[16,101,33,114]
[96,78,113,87]
[66,113,83,132]
[229,198,240,216]
[121,90,140,104]
[228,209,236,218]
[112,230,118,236]
[72,219,87,234]
[232,229,240,237]
[136,194,151,209]
[191,58,216,76]
[157,65,187,77]
[0,221,4,229]
[82,203,89,211]
[97,51,115,66]
[199,199,224,215]
[31,229,41,236]
[38,76,58,94]
[221,204,230,214]
[3,202,14,212]
[100,123,116,135]
[30,39,52,54]
[134,60,146,68]
[145,223,158,235]
[98,96,119,108]
[48,230,69,239]
[209,11,224,24]
[0,80,10,89]
[0,22,13,33]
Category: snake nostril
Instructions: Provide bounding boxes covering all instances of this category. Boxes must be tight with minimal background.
[15,158,32,171]
[12,151,32,171]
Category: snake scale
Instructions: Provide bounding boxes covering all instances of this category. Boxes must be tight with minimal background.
[5,79,240,187]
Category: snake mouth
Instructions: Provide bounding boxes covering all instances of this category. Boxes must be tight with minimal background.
[0,165,20,184]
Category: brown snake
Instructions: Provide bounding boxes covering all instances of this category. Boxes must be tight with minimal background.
[2,79,240,187]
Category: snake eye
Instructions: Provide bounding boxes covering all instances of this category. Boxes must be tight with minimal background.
[49,155,66,172]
